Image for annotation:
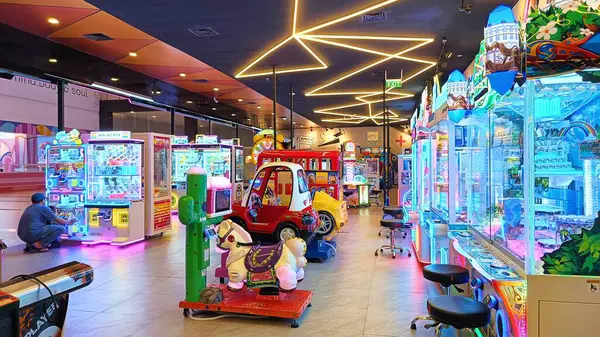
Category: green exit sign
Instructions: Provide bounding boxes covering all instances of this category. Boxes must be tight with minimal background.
[386,80,402,88]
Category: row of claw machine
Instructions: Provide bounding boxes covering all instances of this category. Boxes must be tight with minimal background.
[171,135,244,213]
[46,130,172,245]
[411,2,600,336]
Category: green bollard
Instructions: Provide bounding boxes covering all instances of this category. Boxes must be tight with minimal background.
[178,169,223,303]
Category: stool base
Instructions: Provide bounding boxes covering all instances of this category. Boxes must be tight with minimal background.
[411,316,477,337]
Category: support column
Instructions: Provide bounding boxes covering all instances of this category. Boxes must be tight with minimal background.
[272,65,277,140]
[184,117,198,142]
[290,85,294,149]
[170,109,175,135]
[235,124,239,138]
[208,120,212,134]
[57,80,65,131]
[382,74,387,206]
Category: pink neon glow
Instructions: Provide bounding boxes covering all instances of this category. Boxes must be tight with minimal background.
[81,240,110,246]
[111,238,145,246]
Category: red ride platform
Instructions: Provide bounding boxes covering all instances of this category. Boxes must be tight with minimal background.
[179,284,313,327]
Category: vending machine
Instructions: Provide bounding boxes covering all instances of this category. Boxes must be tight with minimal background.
[45,129,87,238]
[85,131,145,245]
[133,133,172,237]
[221,138,245,202]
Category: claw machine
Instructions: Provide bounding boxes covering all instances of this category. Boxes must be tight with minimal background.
[85,131,145,245]
[133,133,172,237]
[171,136,200,212]
[45,129,87,239]
[221,138,245,202]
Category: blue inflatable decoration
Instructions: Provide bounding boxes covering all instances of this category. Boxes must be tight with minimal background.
[485,5,521,95]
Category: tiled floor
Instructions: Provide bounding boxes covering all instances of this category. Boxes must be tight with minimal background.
[2,207,449,337]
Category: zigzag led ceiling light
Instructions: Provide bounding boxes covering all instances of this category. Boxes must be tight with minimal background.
[235,0,436,125]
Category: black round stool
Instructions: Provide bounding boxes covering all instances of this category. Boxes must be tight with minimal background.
[423,264,470,291]
[375,219,411,259]
[411,264,470,330]
[379,207,407,238]
[421,295,491,336]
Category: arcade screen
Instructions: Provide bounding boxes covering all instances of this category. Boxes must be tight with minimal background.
[87,143,142,203]
[215,190,231,213]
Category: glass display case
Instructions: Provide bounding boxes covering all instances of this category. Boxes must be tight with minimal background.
[45,143,87,237]
[431,121,449,217]
[87,142,143,204]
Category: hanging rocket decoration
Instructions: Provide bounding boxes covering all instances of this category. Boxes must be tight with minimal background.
[484,5,522,95]
[446,69,469,123]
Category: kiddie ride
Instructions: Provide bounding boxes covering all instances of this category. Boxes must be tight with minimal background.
[178,167,312,328]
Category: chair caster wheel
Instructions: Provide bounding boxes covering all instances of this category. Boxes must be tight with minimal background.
[410,323,417,330]
[399,248,403,253]
[408,252,412,257]
[375,252,379,256]
[378,232,381,236]
[183,309,190,317]
[379,248,383,252]
[291,321,299,328]
[392,255,396,259]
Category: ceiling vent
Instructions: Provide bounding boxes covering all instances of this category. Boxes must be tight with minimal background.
[362,11,387,22]
[192,79,210,84]
[189,26,219,38]
[83,33,114,41]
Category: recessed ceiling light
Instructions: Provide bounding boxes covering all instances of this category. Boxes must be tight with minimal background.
[48,18,60,25]
[212,107,216,111]
[283,117,287,120]
[300,125,303,127]
[129,52,138,57]
[293,121,296,124]
[257,106,261,109]
[110,77,119,82]
[48,58,57,63]
[237,98,243,102]
[271,113,274,115]
[247,117,251,120]
[179,73,186,77]
[155,90,161,94]
[130,111,134,114]
[231,113,236,116]
[213,88,219,91]
[152,115,156,118]
[457,54,463,58]
[186,100,193,104]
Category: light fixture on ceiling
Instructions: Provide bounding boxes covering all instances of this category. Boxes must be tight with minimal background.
[186,100,193,104]
[48,58,58,63]
[283,117,287,120]
[231,113,236,116]
[457,54,463,58]
[213,88,219,91]
[293,121,296,124]
[238,98,243,102]
[212,107,217,111]
[179,73,186,77]
[110,77,119,82]
[155,90,161,94]
[271,113,274,115]
[129,52,138,57]
[444,51,453,59]
[152,115,156,118]
[130,111,135,114]
[257,106,261,109]
[48,18,60,25]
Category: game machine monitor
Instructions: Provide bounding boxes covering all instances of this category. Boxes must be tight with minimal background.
[85,131,145,245]
[45,129,87,239]
[206,176,233,218]
[133,133,172,237]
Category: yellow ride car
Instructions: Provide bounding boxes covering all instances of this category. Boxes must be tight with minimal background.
[313,191,348,236]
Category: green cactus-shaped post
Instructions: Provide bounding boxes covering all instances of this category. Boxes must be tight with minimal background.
[178,168,209,303]
[178,167,225,303]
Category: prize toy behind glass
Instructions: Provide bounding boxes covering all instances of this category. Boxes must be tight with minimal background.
[45,129,87,238]
[85,131,145,245]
